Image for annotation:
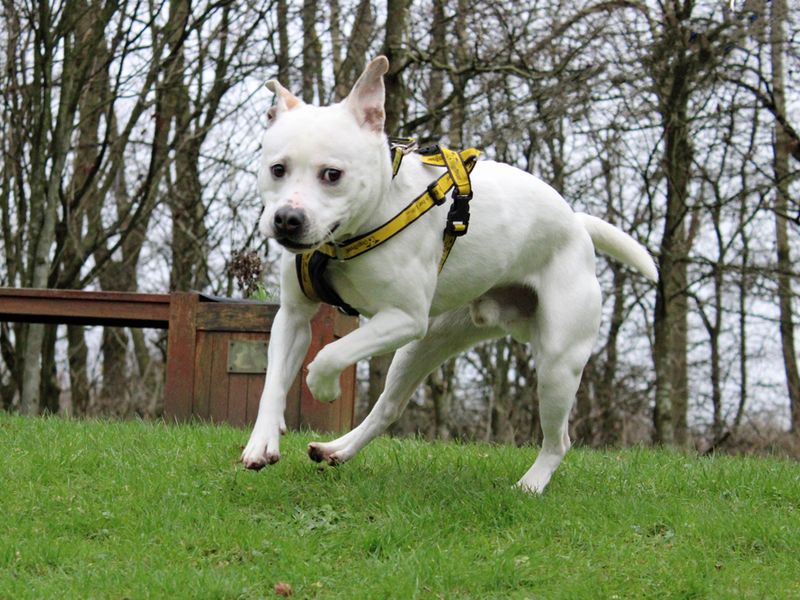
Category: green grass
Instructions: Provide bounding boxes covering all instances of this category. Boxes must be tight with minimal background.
[1,414,799,599]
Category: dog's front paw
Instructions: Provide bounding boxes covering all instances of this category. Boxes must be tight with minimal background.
[241,434,281,470]
[306,360,342,403]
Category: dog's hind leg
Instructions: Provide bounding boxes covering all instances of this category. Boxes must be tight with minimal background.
[308,308,502,465]
[516,254,602,494]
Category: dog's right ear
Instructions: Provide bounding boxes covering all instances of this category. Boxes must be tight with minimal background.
[343,56,389,134]
[265,80,303,125]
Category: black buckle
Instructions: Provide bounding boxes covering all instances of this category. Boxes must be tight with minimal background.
[445,191,472,237]
[417,144,440,156]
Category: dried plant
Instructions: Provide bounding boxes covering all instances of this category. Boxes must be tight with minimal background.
[229,249,266,299]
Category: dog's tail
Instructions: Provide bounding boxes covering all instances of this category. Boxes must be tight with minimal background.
[576,213,658,283]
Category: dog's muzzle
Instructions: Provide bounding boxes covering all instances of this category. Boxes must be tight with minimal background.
[272,208,342,252]
[273,207,314,251]
[273,206,306,238]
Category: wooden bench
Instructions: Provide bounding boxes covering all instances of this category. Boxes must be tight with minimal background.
[0,288,357,431]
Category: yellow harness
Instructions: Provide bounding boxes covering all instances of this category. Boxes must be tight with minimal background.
[296,140,480,315]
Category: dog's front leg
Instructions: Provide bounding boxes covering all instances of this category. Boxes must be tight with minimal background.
[306,307,428,403]
[241,302,317,469]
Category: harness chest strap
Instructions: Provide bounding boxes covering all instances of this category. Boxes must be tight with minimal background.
[295,144,480,315]
[435,145,475,268]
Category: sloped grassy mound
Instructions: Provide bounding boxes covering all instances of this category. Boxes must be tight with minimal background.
[1,414,798,598]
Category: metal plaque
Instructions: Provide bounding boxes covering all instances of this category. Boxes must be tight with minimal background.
[227,340,268,374]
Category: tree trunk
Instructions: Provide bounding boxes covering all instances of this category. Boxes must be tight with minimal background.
[369,352,393,417]
[650,8,696,446]
[734,187,750,431]
[490,340,515,444]
[426,0,447,141]
[597,265,627,446]
[428,361,454,441]
[302,0,321,103]
[39,324,59,414]
[653,190,687,446]
[573,358,595,445]
[769,0,800,432]
[448,0,469,148]
[332,0,373,101]
[161,0,209,293]
[382,0,410,134]
[277,0,290,84]
[63,0,111,415]
[67,325,91,415]
[20,1,84,414]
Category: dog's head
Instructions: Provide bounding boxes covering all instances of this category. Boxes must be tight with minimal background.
[257,57,392,252]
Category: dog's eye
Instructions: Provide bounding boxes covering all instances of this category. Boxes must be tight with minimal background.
[320,168,342,184]
[271,164,286,179]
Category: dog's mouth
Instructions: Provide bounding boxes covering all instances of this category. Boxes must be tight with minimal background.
[275,222,341,253]
[275,238,316,252]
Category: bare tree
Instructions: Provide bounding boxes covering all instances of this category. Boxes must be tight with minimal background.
[769,0,800,432]
[1,0,798,450]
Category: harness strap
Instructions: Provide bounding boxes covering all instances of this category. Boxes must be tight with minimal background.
[296,251,358,315]
[431,146,475,269]
[389,137,417,178]
[440,231,459,272]
[295,143,479,314]
[421,146,475,198]
[313,146,479,262]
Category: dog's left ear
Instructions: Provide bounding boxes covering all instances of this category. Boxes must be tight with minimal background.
[344,56,389,134]
[265,79,303,125]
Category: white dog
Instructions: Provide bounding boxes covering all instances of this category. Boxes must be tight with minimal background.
[241,57,657,493]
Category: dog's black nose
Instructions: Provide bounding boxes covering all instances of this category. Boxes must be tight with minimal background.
[273,207,306,237]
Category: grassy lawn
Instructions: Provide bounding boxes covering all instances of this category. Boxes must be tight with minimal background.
[1,414,798,599]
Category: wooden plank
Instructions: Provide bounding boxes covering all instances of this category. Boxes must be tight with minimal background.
[245,372,264,426]
[337,359,356,432]
[298,306,349,433]
[208,334,230,424]
[334,324,357,433]
[298,312,326,431]
[164,292,199,422]
[227,331,262,427]
[0,288,170,328]
[0,287,170,303]
[227,374,249,427]
[195,302,279,333]
[192,331,213,420]
[284,375,302,431]
[239,332,268,426]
